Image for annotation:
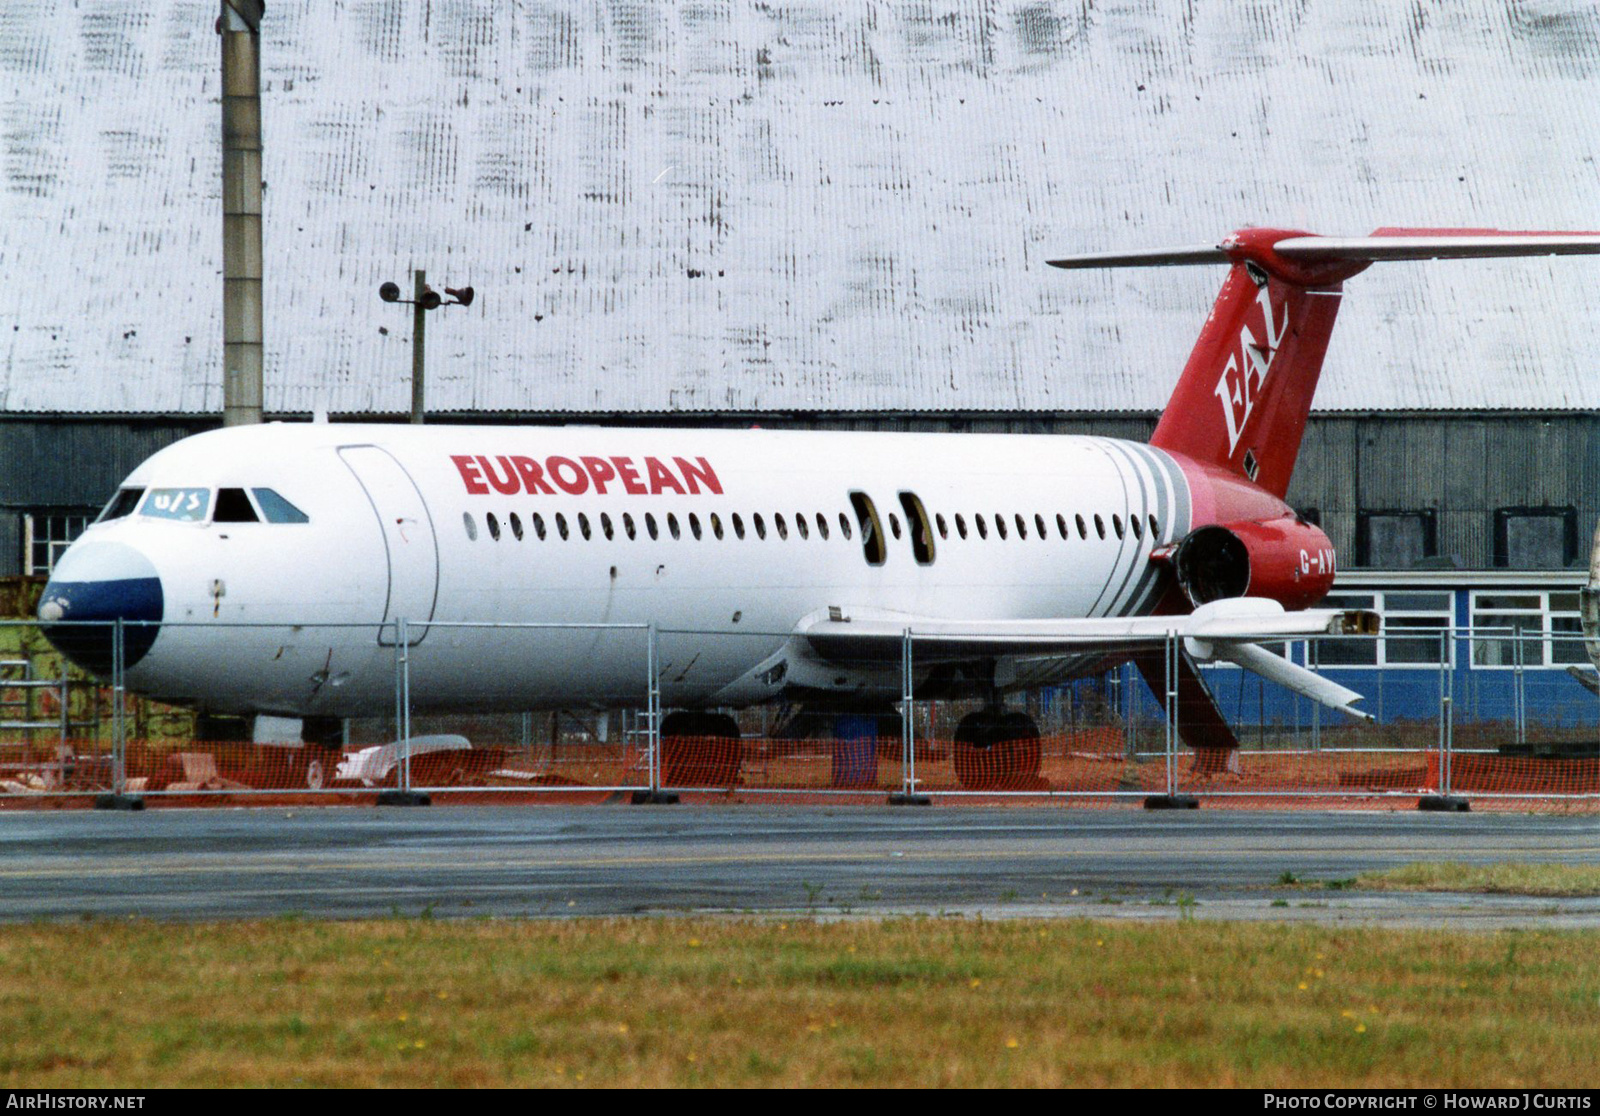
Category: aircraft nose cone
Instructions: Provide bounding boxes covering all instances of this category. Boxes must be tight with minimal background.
[38,541,164,676]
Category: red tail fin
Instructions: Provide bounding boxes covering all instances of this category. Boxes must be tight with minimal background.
[1150,231,1347,498]
[1048,226,1600,500]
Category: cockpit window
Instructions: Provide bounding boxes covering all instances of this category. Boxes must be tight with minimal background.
[214,488,259,523]
[98,487,145,523]
[251,488,310,524]
[141,487,210,522]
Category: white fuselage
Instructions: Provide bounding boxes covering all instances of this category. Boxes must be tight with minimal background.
[46,423,1199,717]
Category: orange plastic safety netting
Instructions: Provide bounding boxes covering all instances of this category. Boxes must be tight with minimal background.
[656,728,1165,798]
[6,736,1600,811]
[110,737,652,804]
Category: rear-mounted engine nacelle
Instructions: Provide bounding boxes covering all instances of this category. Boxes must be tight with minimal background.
[1171,516,1336,610]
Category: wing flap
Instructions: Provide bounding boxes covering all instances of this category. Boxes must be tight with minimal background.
[802,598,1375,662]
[801,598,1377,720]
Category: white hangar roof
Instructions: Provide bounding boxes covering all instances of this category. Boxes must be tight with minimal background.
[2,0,1599,416]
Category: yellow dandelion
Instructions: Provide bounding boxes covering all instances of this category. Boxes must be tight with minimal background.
[1298,982,1308,991]
[1355,1024,1367,1034]
[437,991,449,1000]
[689,938,702,948]
[686,1054,698,1063]
[970,978,983,989]
[1314,969,1325,979]
[1459,982,1468,989]
[1096,939,1104,947]
[1340,1010,1355,1019]
[398,1012,408,1022]
[807,1023,822,1034]
[1005,1038,1019,1050]
[847,945,857,954]
[413,1040,426,1049]
[617,1023,630,1034]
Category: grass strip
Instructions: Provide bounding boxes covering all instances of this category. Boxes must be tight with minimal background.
[1354,861,1600,897]
[3,916,1599,1087]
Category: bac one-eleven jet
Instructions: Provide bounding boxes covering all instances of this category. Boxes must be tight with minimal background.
[37,227,1600,782]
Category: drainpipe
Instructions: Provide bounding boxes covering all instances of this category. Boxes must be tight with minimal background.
[220,0,264,426]
[1583,519,1600,675]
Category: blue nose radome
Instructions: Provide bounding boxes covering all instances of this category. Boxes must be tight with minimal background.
[38,541,164,676]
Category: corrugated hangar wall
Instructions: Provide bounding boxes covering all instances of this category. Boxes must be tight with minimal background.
[3,0,1600,416]
[1,412,1595,576]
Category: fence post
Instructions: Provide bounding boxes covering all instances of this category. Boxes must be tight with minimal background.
[380,617,427,806]
[391,619,403,758]
[1513,631,1527,747]
[903,628,914,795]
[399,617,411,793]
[890,628,928,805]
[1123,660,1136,760]
[1438,628,1451,796]
[94,617,140,810]
[1167,631,1178,798]
[1420,626,1467,811]
[57,657,69,753]
[1447,627,1456,795]
[1309,639,1321,753]
[1143,628,1197,809]
[647,622,661,795]
[112,618,125,795]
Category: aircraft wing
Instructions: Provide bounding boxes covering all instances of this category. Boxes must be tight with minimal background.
[799,597,1378,720]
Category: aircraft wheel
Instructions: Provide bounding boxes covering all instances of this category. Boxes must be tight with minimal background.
[661,711,743,789]
[953,711,1042,790]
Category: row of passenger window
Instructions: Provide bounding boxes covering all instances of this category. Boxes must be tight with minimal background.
[463,508,851,544]
[462,507,1160,546]
[933,510,1156,544]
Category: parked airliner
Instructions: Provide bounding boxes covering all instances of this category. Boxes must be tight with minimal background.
[37,227,1600,780]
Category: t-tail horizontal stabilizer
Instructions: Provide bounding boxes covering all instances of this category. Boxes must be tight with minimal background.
[1049,227,1600,500]
[1046,229,1600,273]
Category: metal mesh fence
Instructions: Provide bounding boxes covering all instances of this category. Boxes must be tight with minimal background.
[3,618,1597,810]
[0,619,120,802]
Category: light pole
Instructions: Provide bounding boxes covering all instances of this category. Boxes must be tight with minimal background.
[378,271,474,424]
[220,0,264,427]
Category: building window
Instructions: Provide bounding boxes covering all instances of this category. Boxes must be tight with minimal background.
[23,512,94,574]
[1493,507,1577,570]
[1356,510,1437,568]
[1470,591,1586,668]
[1318,590,1453,668]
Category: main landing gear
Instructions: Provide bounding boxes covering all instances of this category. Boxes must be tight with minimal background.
[952,706,1045,791]
[659,710,744,790]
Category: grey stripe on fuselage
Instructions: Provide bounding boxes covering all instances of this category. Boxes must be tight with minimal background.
[1111,442,1190,617]
[1089,440,1146,618]
[1083,439,1137,619]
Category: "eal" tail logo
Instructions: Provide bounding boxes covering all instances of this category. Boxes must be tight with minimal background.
[1213,285,1288,456]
